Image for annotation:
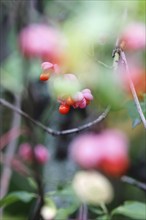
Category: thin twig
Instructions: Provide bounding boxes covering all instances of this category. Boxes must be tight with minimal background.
[0,127,26,150]
[120,51,146,129]
[96,59,113,69]
[0,95,21,198]
[0,95,21,217]
[0,98,110,136]
[121,175,146,192]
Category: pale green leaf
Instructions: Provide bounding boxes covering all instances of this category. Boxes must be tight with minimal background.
[112,201,146,219]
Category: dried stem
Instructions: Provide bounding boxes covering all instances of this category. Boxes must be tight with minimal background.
[0,127,26,150]
[120,51,146,129]
[0,95,21,217]
[78,203,88,220]
[121,175,146,192]
[0,98,110,136]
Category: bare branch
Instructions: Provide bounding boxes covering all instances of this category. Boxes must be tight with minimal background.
[121,175,146,192]
[0,95,21,199]
[120,51,146,129]
[0,95,21,217]
[0,127,27,150]
[112,32,146,129]
[0,98,110,136]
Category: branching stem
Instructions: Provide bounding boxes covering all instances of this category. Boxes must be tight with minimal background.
[0,98,110,136]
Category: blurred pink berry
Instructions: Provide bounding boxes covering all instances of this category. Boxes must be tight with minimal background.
[82,89,93,101]
[77,98,87,108]
[72,89,93,109]
[73,92,84,102]
[19,24,66,64]
[40,62,60,81]
[100,129,128,159]
[41,62,54,71]
[18,143,33,162]
[70,129,129,176]
[34,145,49,164]
[70,134,103,169]
[121,23,146,50]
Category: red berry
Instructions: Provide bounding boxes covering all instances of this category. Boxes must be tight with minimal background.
[59,104,70,114]
[40,73,50,81]
[99,157,129,177]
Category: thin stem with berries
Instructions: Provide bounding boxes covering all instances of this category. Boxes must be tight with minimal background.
[0,98,110,136]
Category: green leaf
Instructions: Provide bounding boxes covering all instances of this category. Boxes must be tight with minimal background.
[90,206,104,215]
[126,97,146,128]
[55,208,68,220]
[112,201,146,219]
[52,186,80,220]
[27,177,38,190]
[96,70,125,109]
[96,215,110,220]
[0,191,36,208]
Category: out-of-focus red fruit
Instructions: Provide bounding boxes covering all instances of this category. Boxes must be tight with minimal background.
[18,143,33,162]
[19,24,67,64]
[120,23,146,50]
[99,157,129,177]
[40,73,50,81]
[98,129,129,177]
[70,134,103,169]
[34,145,49,164]
[70,129,129,177]
[59,104,70,114]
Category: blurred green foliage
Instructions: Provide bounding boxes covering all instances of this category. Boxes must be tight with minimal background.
[1,0,146,219]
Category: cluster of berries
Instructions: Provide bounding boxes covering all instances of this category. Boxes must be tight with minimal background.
[40,62,93,114]
[58,88,93,114]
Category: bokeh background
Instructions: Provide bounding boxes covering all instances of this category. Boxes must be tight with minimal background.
[0,0,146,220]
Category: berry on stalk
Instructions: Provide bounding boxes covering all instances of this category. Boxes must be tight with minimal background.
[59,104,70,114]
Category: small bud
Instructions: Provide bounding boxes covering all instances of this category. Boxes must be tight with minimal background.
[41,205,56,220]
[18,143,33,162]
[34,145,49,164]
